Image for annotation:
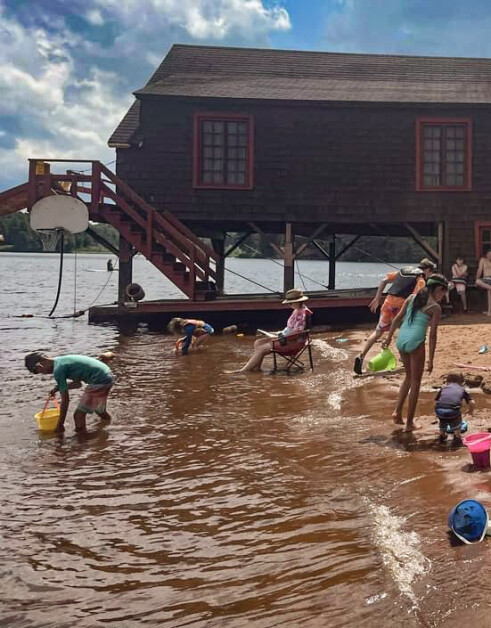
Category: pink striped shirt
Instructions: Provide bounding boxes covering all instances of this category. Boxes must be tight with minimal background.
[283,306,312,336]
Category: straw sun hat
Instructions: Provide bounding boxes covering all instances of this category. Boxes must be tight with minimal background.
[282,288,309,304]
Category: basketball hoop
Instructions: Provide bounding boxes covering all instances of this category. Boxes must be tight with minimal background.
[38,229,61,252]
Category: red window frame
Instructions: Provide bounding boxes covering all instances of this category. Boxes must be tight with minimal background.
[193,112,254,190]
[474,222,491,259]
[415,118,472,191]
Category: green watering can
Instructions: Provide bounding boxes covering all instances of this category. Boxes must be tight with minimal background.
[368,348,397,372]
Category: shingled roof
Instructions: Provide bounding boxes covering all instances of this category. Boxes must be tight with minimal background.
[108,44,491,147]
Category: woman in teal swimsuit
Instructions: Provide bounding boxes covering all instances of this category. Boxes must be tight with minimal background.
[384,275,448,432]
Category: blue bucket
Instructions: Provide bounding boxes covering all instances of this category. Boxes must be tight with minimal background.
[448,499,489,544]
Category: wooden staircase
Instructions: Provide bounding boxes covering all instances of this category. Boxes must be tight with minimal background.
[24,159,218,300]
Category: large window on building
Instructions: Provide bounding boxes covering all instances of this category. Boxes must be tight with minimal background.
[194,113,253,189]
[475,222,491,258]
[416,118,471,191]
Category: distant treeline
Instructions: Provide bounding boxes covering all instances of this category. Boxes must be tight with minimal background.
[0,213,431,263]
[0,213,118,253]
[225,232,433,264]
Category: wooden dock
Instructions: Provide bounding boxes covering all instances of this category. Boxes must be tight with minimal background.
[88,287,378,330]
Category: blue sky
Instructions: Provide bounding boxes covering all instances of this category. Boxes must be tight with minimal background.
[1,0,491,189]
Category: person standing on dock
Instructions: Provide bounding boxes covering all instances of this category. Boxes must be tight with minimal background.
[353,258,436,375]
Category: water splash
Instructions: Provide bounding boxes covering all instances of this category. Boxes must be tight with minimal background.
[311,338,349,361]
[366,500,430,607]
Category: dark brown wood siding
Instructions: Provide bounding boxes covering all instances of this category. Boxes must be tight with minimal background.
[115,97,491,272]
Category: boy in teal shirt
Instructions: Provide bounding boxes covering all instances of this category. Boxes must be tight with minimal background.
[25,353,114,433]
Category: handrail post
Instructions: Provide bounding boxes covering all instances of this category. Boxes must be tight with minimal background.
[91,161,101,214]
[189,248,196,300]
[27,159,37,210]
[147,209,153,258]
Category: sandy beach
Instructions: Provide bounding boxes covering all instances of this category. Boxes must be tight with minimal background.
[347,312,491,435]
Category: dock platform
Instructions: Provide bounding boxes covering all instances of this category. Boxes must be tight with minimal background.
[88,288,378,330]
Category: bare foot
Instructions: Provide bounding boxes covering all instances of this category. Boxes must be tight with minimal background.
[392,413,404,425]
[404,421,422,432]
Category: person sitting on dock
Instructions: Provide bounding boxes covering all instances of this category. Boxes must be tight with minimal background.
[168,318,214,355]
[475,249,491,316]
[231,289,312,373]
[353,258,436,375]
[25,352,114,433]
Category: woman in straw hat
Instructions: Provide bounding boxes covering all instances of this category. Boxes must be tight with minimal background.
[233,289,312,373]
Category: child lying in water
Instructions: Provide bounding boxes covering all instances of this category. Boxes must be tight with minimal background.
[435,372,475,446]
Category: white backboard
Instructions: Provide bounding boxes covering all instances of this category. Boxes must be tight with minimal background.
[31,195,89,234]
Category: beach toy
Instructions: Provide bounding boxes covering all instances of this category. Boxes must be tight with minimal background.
[34,396,60,431]
[448,499,489,544]
[463,432,491,468]
[445,420,468,435]
[368,348,397,372]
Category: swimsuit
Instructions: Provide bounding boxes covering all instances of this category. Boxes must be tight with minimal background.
[396,299,431,354]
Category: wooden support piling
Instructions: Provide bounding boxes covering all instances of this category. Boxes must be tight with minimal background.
[283,222,294,292]
[118,237,133,304]
[212,235,226,295]
[328,236,336,290]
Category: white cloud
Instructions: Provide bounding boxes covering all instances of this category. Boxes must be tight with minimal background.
[0,0,291,188]
[99,0,290,41]
[85,9,105,26]
[0,7,129,185]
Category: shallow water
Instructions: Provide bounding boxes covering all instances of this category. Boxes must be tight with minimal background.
[2,253,491,627]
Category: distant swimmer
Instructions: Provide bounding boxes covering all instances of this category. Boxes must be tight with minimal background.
[353,258,436,375]
[168,318,214,355]
[25,352,115,433]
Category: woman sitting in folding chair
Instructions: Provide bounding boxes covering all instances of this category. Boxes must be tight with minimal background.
[233,289,312,373]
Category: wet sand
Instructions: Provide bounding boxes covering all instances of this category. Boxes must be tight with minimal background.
[348,311,491,446]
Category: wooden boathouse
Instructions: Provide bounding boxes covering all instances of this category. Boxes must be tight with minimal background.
[3,44,491,326]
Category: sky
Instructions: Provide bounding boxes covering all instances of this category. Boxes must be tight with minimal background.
[2,0,491,190]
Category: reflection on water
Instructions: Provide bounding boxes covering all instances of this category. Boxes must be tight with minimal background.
[2,253,491,627]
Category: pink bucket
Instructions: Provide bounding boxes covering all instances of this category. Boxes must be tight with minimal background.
[463,433,491,468]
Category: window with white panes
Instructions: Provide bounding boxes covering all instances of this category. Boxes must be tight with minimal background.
[417,120,471,190]
[195,116,252,188]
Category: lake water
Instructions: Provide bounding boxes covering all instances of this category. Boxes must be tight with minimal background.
[1,253,489,627]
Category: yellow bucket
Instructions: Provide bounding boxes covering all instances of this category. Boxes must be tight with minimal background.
[34,408,60,431]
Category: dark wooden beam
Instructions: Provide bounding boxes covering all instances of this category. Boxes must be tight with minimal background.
[437,221,445,271]
[294,223,328,259]
[87,226,119,256]
[335,235,361,261]
[328,236,336,290]
[247,221,284,258]
[118,236,133,304]
[284,222,294,292]
[312,240,330,260]
[211,236,225,295]
[225,231,252,257]
[404,222,440,264]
